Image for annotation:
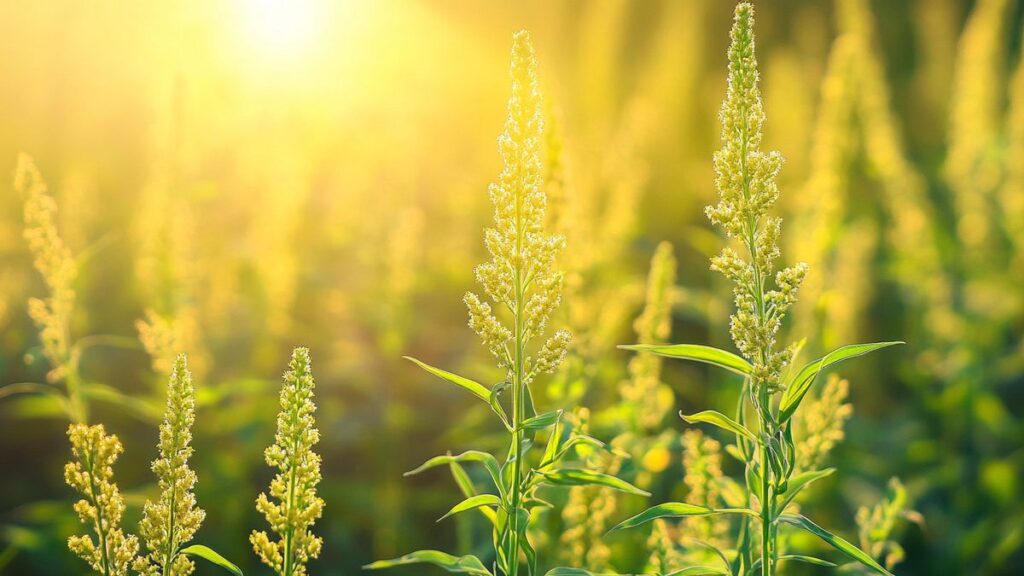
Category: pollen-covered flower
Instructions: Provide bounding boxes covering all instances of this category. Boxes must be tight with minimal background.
[705,3,805,394]
[794,374,853,471]
[946,0,1012,252]
[16,153,76,386]
[856,477,920,570]
[466,30,571,377]
[251,348,324,576]
[681,430,728,546]
[65,423,139,576]
[135,354,205,576]
[619,242,677,431]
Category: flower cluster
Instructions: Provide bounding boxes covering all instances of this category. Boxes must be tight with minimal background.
[856,478,919,571]
[558,409,615,572]
[619,242,677,432]
[705,3,806,393]
[251,347,324,576]
[681,430,729,546]
[16,153,76,384]
[466,30,570,378]
[135,309,179,377]
[65,424,139,576]
[135,354,205,576]
[794,374,853,471]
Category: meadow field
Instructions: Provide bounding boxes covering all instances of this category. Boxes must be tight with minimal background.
[0,1,1022,575]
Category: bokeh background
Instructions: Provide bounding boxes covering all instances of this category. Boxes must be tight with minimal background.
[1,0,1023,574]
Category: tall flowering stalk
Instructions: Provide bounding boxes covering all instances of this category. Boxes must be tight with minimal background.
[65,424,139,576]
[9,154,85,422]
[135,355,205,576]
[368,30,646,576]
[616,4,901,576]
[251,347,325,576]
[134,354,240,576]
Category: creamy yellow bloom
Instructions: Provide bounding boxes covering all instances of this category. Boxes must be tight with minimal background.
[135,354,205,576]
[467,30,571,380]
[251,348,324,576]
[706,3,805,393]
[16,153,76,386]
[65,424,139,576]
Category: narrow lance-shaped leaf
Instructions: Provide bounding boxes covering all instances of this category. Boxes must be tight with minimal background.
[665,568,730,576]
[539,469,650,497]
[364,550,491,575]
[680,410,757,443]
[776,468,835,513]
[779,342,903,422]
[620,343,752,375]
[178,545,243,576]
[522,409,561,430]
[449,459,497,524]
[607,502,757,533]
[777,514,894,576]
[406,450,506,500]
[438,494,503,522]
[405,356,491,403]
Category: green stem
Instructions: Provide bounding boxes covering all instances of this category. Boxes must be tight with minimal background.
[84,449,111,576]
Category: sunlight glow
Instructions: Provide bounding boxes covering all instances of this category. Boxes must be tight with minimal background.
[242,0,323,61]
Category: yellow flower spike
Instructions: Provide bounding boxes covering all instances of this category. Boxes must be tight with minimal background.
[65,423,139,576]
[135,354,206,576]
[251,348,325,576]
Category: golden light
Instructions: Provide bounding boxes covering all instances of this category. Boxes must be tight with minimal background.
[240,0,324,62]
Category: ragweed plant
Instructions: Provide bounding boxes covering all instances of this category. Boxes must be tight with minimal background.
[65,424,139,576]
[853,478,921,574]
[4,154,85,421]
[251,347,325,576]
[367,30,647,576]
[615,4,901,575]
[135,354,238,576]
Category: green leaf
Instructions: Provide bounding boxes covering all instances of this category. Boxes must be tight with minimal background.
[438,494,502,522]
[540,469,650,497]
[778,555,837,567]
[178,545,243,576]
[779,342,903,422]
[406,451,506,500]
[608,502,757,533]
[448,460,497,524]
[750,554,836,572]
[405,357,491,403]
[680,410,756,443]
[364,550,491,575]
[522,409,561,430]
[620,343,752,375]
[665,567,730,576]
[777,468,835,513]
[778,514,893,575]
[544,568,619,576]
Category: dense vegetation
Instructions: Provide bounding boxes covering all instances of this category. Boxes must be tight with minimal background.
[1,1,1022,575]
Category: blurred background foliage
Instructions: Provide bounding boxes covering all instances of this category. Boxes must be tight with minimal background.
[0,0,1022,574]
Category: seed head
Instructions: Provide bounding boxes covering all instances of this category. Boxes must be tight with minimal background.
[65,424,139,575]
[251,348,324,576]
[135,354,205,576]
[16,154,76,384]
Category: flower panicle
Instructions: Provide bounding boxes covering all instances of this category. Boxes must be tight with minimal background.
[466,30,571,376]
[794,374,853,471]
[706,3,806,393]
[856,477,920,570]
[16,153,76,383]
[681,430,729,546]
[620,242,677,430]
[135,354,205,576]
[251,347,324,576]
[65,423,139,576]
